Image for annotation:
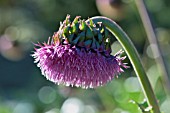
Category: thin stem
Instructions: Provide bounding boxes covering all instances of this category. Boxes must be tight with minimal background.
[134,0,170,95]
[87,17,161,113]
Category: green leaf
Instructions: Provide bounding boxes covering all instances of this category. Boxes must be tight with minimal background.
[79,20,87,31]
[85,27,94,40]
[84,40,92,49]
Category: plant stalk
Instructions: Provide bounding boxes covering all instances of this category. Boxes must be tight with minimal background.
[87,17,161,113]
[134,0,170,95]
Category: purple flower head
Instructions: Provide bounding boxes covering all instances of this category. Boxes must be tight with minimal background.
[32,15,128,88]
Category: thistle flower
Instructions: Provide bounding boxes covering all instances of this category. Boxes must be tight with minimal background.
[32,15,128,88]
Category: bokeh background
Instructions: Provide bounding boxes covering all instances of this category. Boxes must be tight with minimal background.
[0,0,170,113]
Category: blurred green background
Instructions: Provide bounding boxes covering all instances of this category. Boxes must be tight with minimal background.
[0,0,170,113]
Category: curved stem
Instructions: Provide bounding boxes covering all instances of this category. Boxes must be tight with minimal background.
[87,17,161,113]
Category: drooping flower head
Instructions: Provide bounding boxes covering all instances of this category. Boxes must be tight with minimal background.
[32,15,128,88]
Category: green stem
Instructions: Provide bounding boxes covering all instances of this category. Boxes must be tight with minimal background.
[134,0,170,95]
[87,17,161,113]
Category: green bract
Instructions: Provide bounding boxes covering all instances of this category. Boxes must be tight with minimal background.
[53,15,112,57]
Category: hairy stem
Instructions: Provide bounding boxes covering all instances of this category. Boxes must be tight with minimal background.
[86,17,161,113]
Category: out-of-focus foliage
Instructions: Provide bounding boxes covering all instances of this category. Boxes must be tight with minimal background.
[0,0,170,113]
